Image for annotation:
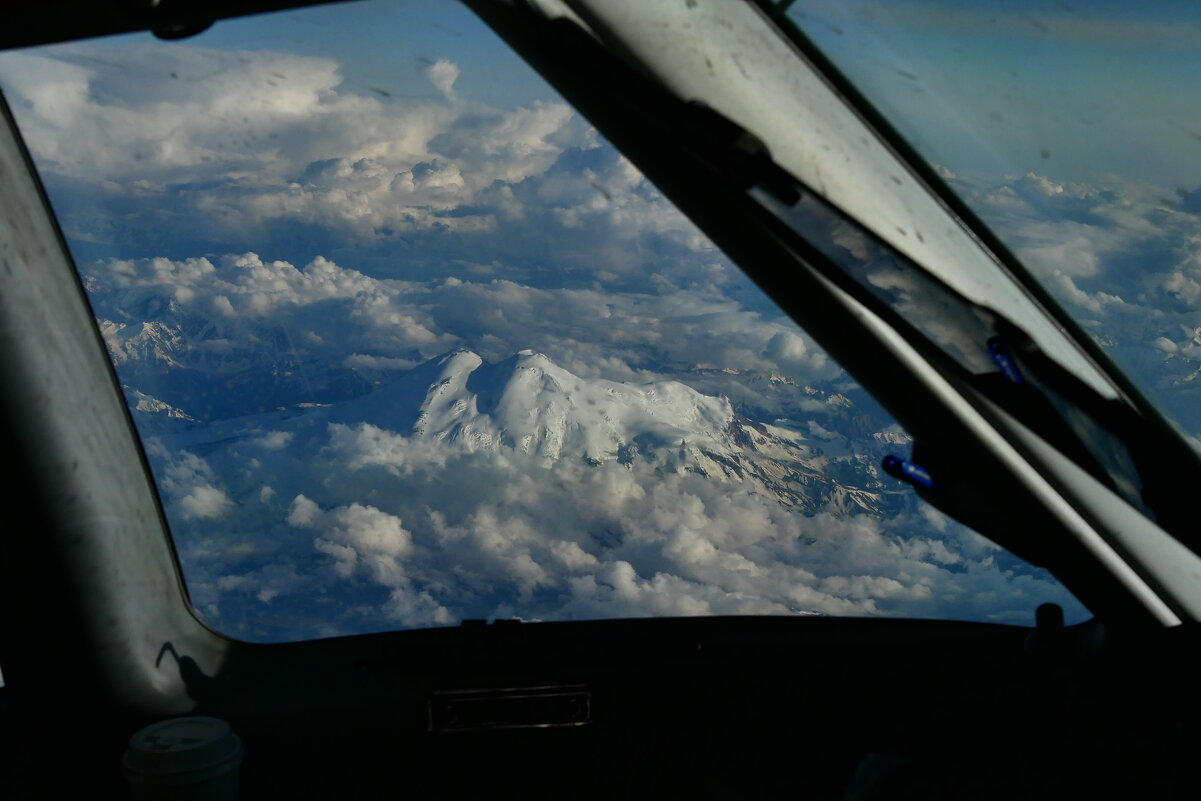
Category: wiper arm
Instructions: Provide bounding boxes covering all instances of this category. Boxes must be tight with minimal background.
[991,322,1201,545]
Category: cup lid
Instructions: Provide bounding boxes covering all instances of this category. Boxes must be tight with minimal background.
[123,716,242,775]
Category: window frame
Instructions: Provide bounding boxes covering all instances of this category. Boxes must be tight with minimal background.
[0,0,1194,717]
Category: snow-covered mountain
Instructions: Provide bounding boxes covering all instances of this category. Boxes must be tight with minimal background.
[339,349,733,459]
[123,385,196,421]
[318,349,891,514]
[96,311,376,420]
[99,319,187,367]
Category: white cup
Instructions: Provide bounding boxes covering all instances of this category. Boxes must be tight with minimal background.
[123,716,243,801]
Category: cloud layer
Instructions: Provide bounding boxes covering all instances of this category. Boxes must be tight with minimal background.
[0,41,716,293]
[152,405,1076,640]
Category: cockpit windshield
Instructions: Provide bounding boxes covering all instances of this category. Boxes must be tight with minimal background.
[780,0,1201,464]
[749,174,1200,549]
[0,0,1091,642]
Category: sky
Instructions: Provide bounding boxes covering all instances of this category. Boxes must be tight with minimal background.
[8,0,1197,640]
[791,0,1201,185]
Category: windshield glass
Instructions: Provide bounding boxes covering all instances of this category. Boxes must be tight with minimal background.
[0,0,1084,641]
[782,0,1201,456]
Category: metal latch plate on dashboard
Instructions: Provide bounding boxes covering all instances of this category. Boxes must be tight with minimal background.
[428,684,591,732]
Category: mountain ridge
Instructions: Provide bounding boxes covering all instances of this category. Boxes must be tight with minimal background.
[322,348,890,514]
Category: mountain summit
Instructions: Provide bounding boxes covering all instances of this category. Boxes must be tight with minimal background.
[332,349,886,513]
[410,348,734,463]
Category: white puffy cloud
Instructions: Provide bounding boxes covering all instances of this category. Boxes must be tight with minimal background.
[0,42,710,276]
[287,494,321,527]
[420,58,460,101]
[765,331,825,371]
[96,253,382,316]
[179,484,232,520]
[284,493,452,627]
[144,439,234,521]
[253,431,293,451]
[2,43,466,177]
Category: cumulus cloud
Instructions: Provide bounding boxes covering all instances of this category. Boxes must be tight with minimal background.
[287,494,321,527]
[95,253,382,316]
[179,484,232,520]
[253,431,294,451]
[764,330,827,373]
[144,439,234,521]
[0,42,712,282]
[420,58,460,101]
[285,494,452,627]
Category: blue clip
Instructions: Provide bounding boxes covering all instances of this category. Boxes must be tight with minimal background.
[987,337,1024,384]
[883,454,934,489]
